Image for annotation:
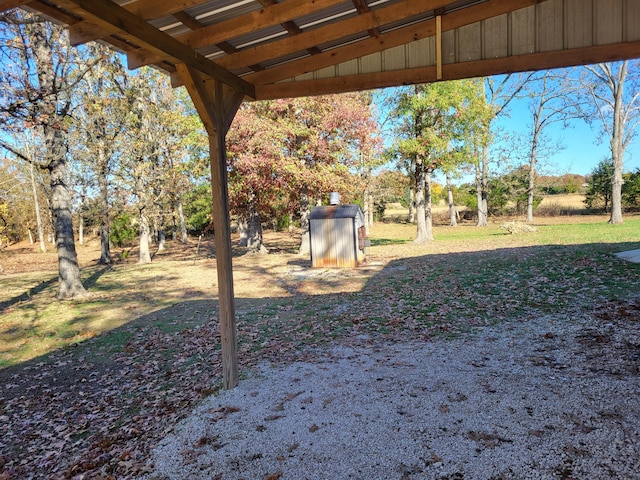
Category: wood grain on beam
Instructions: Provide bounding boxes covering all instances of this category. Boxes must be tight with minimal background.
[443,40,640,80]
[216,0,450,71]
[56,0,255,98]
[255,40,640,99]
[125,0,206,20]
[127,0,345,69]
[255,66,438,99]
[249,0,547,86]
[68,0,207,45]
[176,63,217,135]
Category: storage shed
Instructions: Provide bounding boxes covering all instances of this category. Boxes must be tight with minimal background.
[309,204,366,268]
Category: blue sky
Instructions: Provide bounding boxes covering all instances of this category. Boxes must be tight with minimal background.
[497,97,640,177]
[377,67,640,183]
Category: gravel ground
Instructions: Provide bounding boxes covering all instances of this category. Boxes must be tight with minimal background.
[145,314,640,480]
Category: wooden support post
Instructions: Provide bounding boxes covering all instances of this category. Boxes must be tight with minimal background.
[436,14,443,80]
[209,128,238,389]
[176,64,243,389]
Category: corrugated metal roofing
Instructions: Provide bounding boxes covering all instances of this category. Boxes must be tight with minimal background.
[6,0,640,100]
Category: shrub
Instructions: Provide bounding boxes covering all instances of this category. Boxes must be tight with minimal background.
[110,213,137,247]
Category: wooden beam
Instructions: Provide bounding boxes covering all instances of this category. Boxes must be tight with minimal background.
[56,0,255,98]
[126,0,345,70]
[249,0,548,86]
[125,0,207,20]
[210,79,240,390]
[0,0,29,11]
[442,40,640,80]
[255,40,640,99]
[436,15,442,80]
[176,63,242,389]
[176,64,217,135]
[215,0,450,72]
[68,0,207,44]
[256,68,437,100]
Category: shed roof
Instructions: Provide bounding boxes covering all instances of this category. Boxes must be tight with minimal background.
[310,204,363,220]
[4,0,640,101]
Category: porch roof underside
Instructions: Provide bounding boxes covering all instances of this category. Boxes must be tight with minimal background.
[3,0,640,101]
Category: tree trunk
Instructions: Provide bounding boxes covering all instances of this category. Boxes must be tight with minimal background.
[28,228,34,245]
[49,151,88,298]
[477,149,489,226]
[238,215,248,246]
[97,149,112,264]
[246,205,268,254]
[527,97,544,223]
[474,162,483,226]
[78,212,84,245]
[610,143,624,224]
[414,158,429,243]
[177,197,188,243]
[425,171,434,241]
[156,209,166,252]
[363,183,371,235]
[157,227,166,251]
[31,19,86,298]
[298,188,311,255]
[30,160,46,253]
[526,153,536,222]
[408,186,415,223]
[609,63,626,225]
[446,171,457,227]
[138,207,152,264]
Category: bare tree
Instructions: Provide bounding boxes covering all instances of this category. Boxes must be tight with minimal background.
[523,69,581,222]
[477,73,536,226]
[584,61,640,224]
[0,12,95,298]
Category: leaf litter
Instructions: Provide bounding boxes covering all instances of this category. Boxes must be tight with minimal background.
[1,229,640,479]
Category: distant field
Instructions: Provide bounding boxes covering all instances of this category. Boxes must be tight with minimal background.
[384,193,588,221]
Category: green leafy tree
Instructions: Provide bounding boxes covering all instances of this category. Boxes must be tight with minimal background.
[388,79,488,242]
[585,162,640,212]
[584,159,614,211]
[622,169,640,208]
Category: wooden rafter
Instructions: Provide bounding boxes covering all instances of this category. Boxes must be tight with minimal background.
[248,0,546,87]
[126,0,345,70]
[216,0,448,72]
[67,0,207,45]
[54,0,255,98]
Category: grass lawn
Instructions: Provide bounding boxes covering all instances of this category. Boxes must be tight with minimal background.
[0,214,639,478]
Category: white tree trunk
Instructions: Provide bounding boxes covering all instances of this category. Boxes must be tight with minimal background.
[138,207,152,264]
[609,64,626,225]
[425,171,434,241]
[78,213,84,245]
[477,150,489,226]
[446,171,457,227]
[414,158,430,243]
[177,198,188,243]
[30,160,46,253]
